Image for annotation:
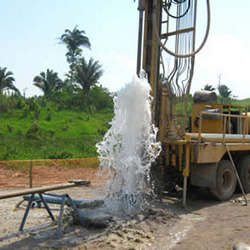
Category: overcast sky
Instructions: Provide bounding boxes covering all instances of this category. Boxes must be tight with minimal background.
[1,1,250,99]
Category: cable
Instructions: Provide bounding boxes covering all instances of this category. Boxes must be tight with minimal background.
[153,0,210,58]
[163,0,191,19]
[173,0,187,3]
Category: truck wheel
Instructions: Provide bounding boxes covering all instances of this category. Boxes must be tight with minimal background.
[239,156,250,193]
[210,160,236,201]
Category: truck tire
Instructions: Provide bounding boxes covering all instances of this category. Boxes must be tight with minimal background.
[239,156,250,193]
[210,160,236,201]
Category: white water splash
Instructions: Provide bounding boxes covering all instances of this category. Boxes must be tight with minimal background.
[96,75,161,214]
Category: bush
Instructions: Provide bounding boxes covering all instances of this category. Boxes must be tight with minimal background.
[7,124,13,133]
[88,86,113,111]
[0,94,11,113]
[26,98,40,112]
[26,122,41,140]
[48,151,73,159]
[0,145,17,160]
[33,108,40,120]
[16,129,23,136]
[45,112,52,121]
[21,105,29,118]
[47,130,55,137]
[15,97,25,109]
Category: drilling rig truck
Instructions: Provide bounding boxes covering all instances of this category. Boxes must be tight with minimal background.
[136,0,250,205]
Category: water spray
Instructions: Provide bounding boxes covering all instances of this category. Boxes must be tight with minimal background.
[96,75,161,214]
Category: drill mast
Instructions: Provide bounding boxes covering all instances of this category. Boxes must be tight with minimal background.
[137,0,210,141]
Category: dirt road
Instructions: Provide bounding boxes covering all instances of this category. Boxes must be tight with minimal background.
[169,193,250,250]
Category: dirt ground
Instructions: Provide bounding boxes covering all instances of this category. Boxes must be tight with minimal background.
[0,165,101,189]
[1,166,250,250]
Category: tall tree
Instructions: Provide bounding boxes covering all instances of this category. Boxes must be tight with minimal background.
[74,57,103,101]
[0,67,19,94]
[218,84,232,103]
[33,69,63,97]
[218,84,232,98]
[60,26,91,65]
[203,84,215,91]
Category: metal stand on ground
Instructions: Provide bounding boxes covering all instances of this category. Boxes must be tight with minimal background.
[225,144,248,206]
[0,181,90,237]
[19,193,55,232]
[19,192,81,237]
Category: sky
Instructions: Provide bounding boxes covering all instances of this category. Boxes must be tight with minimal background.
[1,1,250,99]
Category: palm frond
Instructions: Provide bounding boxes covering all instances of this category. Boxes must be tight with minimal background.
[0,66,18,93]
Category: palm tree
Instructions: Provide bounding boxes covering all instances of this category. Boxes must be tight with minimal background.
[33,69,63,97]
[0,67,19,94]
[218,84,232,98]
[74,57,103,100]
[60,26,91,65]
[203,84,215,91]
[218,84,232,104]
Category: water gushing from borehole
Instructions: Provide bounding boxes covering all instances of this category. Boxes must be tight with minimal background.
[96,75,161,215]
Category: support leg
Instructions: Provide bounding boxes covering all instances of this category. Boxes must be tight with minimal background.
[57,195,66,237]
[19,194,34,231]
[226,145,248,206]
[182,176,187,208]
[38,193,55,221]
[66,194,81,219]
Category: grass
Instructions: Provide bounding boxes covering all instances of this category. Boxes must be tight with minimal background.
[0,107,113,160]
[0,109,112,138]
[232,98,250,107]
[1,95,250,161]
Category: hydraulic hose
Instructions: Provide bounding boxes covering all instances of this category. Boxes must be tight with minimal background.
[163,0,191,19]
[153,0,210,58]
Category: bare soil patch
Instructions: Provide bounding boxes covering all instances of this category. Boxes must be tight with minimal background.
[1,167,250,249]
[0,165,100,189]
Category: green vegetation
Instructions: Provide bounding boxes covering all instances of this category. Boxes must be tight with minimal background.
[0,97,113,160]
[0,67,20,94]
[202,83,250,109]
[1,25,250,162]
[59,26,91,65]
[202,83,233,104]
[33,69,64,97]
[203,84,215,91]
[0,26,113,161]
[217,84,232,104]
[232,98,250,106]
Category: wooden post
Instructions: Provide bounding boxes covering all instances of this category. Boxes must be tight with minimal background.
[29,160,33,188]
